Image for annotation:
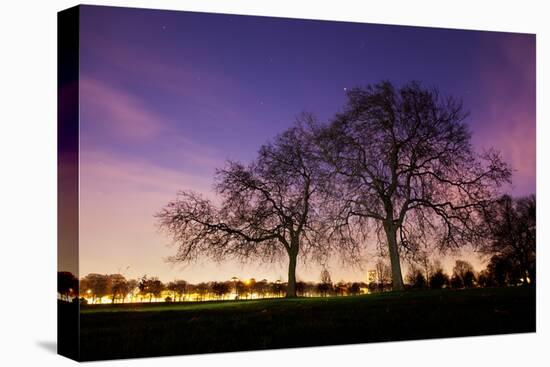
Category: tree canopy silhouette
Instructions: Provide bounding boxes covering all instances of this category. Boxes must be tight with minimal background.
[58,271,78,301]
[156,119,330,297]
[480,194,536,284]
[451,259,476,288]
[318,81,511,290]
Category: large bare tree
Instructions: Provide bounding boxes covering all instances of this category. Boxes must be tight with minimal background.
[156,119,328,297]
[319,81,511,290]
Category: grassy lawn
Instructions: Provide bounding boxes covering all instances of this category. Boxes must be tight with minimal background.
[72,287,535,361]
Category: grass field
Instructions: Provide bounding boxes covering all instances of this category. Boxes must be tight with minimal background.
[70,287,535,361]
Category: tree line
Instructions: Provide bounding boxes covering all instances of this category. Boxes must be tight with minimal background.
[58,247,533,304]
[154,80,534,297]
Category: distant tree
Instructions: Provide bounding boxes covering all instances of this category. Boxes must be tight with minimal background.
[126,279,138,302]
[137,275,148,301]
[318,269,333,297]
[375,259,392,291]
[81,273,111,303]
[138,276,164,302]
[109,274,129,303]
[271,280,285,298]
[429,270,449,289]
[452,260,474,278]
[156,120,332,298]
[172,280,188,301]
[463,271,476,288]
[484,255,522,287]
[406,265,427,289]
[211,281,231,299]
[196,282,209,301]
[234,281,246,300]
[149,278,164,300]
[316,282,331,297]
[318,81,511,290]
[255,279,269,298]
[320,269,332,285]
[166,281,178,301]
[334,281,348,296]
[58,271,78,301]
[476,269,495,288]
[451,260,476,289]
[349,282,361,295]
[295,281,307,297]
[415,251,434,284]
[245,278,256,299]
[450,274,463,289]
[481,195,536,284]
[303,282,317,297]
[367,281,378,293]
[166,280,188,301]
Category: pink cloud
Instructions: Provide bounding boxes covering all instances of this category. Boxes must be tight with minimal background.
[81,34,259,126]
[80,77,165,140]
[80,150,216,199]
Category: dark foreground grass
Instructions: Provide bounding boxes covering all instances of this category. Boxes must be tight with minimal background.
[72,287,535,361]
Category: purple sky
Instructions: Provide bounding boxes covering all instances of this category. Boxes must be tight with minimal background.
[77,5,535,283]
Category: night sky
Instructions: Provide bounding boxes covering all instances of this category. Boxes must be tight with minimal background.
[77,5,535,283]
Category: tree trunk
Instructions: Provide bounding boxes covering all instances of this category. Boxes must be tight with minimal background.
[286,247,298,298]
[384,223,405,291]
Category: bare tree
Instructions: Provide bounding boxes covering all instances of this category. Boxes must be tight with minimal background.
[428,259,449,289]
[109,274,129,303]
[80,273,111,304]
[480,194,536,284]
[374,259,392,291]
[58,271,78,301]
[334,281,348,296]
[318,81,511,290]
[172,280,188,301]
[196,282,209,301]
[406,264,427,289]
[126,279,138,302]
[348,282,361,295]
[320,268,332,285]
[138,276,164,302]
[255,279,269,298]
[211,281,231,300]
[166,281,188,302]
[317,268,333,296]
[156,119,330,298]
[451,259,476,288]
[416,251,433,284]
